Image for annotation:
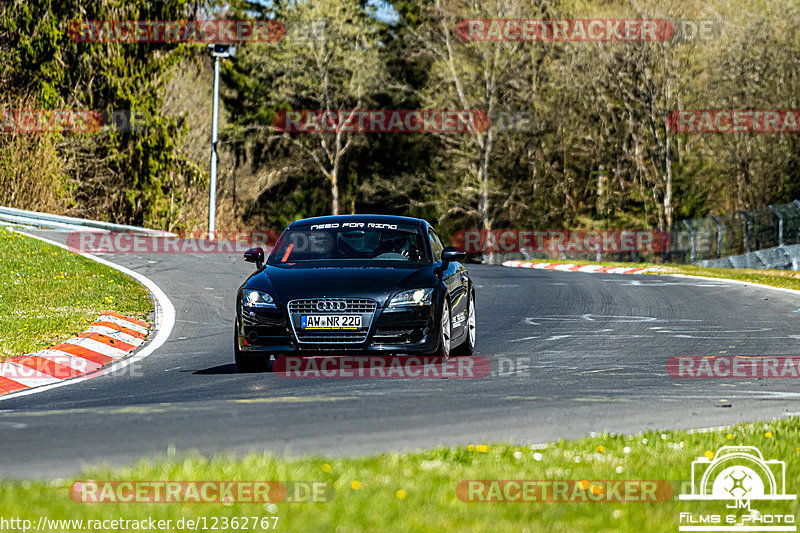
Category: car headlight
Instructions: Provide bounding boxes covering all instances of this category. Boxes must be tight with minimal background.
[243,290,276,309]
[388,288,433,307]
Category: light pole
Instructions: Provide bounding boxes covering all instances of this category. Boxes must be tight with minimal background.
[207,43,236,239]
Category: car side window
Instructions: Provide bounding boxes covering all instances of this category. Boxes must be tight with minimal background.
[428,229,444,262]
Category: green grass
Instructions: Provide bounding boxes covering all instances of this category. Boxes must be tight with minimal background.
[513,257,800,291]
[511,257,651,269]
[662,264,800,291]
[0,418,797,532]
[0,227,152,359]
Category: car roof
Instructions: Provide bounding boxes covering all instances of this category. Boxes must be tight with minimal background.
[289,214,428,230]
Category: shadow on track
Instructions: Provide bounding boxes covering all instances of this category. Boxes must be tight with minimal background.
[192,364,240,375]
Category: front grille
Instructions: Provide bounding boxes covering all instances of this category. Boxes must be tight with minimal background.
[288,299,376,314]
[292,331,368,343]
[288,298,377,344]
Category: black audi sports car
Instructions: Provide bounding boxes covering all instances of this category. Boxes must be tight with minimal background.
[234,215,476,371]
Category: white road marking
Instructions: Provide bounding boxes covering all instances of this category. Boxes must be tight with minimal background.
[508,336,540,342]
[578,368,628,375]
[525,314,702,324]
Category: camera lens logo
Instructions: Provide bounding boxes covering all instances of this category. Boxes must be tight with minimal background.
[678,446,796,533]
[680,446,793,501]
[721,469,754,499]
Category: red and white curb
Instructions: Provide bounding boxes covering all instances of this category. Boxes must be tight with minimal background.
[0,312,150,396]
[1,229,175,401]
[503,260,666,275]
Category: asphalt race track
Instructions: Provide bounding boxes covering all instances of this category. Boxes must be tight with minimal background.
[2,230,799,478]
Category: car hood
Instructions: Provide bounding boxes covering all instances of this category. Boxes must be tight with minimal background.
[246,264,436,306]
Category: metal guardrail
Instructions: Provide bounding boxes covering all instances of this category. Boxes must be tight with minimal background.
[487,199,800,271]
[663,200,800,268]
[0,206,174,236]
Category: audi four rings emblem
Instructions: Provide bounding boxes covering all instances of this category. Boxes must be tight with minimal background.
[316,300,347,311]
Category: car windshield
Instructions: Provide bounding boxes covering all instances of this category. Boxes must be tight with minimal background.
[268,224,428,265]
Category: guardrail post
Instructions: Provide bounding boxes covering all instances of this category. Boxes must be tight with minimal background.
[792,200,800,244]
[735,210,752,254]
[654,225,667,263]
[710,216,723,259]
[769,205,784,246]
[625,231,636,262]
[682,220,697,263]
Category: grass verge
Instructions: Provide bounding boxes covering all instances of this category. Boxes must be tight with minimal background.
[0,228,152,359]
[510,257,800,291]
[0,418,796,532]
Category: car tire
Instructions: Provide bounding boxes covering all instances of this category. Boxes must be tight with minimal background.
[453,290,475,356]
[436,298,452,358]
[234,328,269,372]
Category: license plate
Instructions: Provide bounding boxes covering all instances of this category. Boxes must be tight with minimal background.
[301,315,362,330]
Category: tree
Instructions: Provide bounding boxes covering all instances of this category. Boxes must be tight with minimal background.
[225,0,386,216]
[0,0,210,228]
[404,0,549,231]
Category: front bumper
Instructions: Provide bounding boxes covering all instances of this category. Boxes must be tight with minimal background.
[237,300,438,355]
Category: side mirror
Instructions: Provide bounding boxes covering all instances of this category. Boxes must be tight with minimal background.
[442,246,466,264]
[243,247,264,269]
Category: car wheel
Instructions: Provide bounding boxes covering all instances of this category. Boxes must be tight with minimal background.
[436,298,452,358]
[453,290,475,356]
[234,328,269,372]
